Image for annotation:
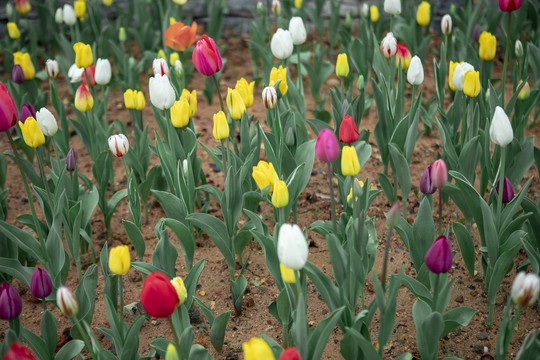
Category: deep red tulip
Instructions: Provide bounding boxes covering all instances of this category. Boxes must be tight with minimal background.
[30,268,53,299]
[420,165,436,195]
[192,35,223,76]
[315,129,339,162]
[0,82,18,132]
[20,103,36,124]
[280,347,302,360]
[339,115,359,144]
[431,159,447,189]
[2,342,38,360]
[498,0,522,12]
[425,235,452,274]
[496,176,514,203]
[0,282,22,321]
[140,272,179,318]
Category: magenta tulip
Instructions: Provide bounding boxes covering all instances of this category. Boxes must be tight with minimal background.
[496,176,514,203]
[0,82,17,132]
[192,35,223,76]
[315,129,339,163]
[425,235,453,274]
[0,282,22,321]
[498,0,522,12]
[30,268,53,299]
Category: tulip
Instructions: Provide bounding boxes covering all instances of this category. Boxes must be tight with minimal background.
[68,63,84,83]
[396,43,411,70]
[149,74,175,110]
[109,245,130,275]
[289,17,306,46]
[0,83,18,132]
[153,58,169,77]
[448,61,460,91]
[227,88,246,120]
[479,32,496,61]
[124,89,137,109]
[431,159,447,189]
[63,4,76,26]
[336,53,349,77]
[272,0,281,16]
[30,268,53,299]
[416,1,430,26]
[192,35,223,76]
[6,3,13,18]
[370,5,380,22]
[490,106,513,147]
[339,115,359,144]
[2,342,38,360]
[82,64,96,86]
[262,86,278,109]
[165,343,179,360]
[243,337,276,360]
[279,348,301,360]
[173,0,187,4]
[235,78,255,108]
[12,65,25,83]
[180,89,197,117]
[252,161,279,192]
[347,180,372,205]
[74,0,86,20]
[13,52,35,80]
[511,272,540,308]
[269,66,288,96]
[380,32,397,59]
[341,145,360,176]
[170,53,179,67]
[119,27,127,42]
[257,1,264,14]
[103,0,113,6]
[407,56,424,85]
[95,59,112,86]
[357,75,365,91]
[170,99,190,128]
[57,286,78,317]
[441,14,452,35]
[170,277,187,306]
[15,0,30,14]
[36,108,58,136]
[213,111,229,140]
[495,176,514,203]
[277,223,308,270]
[19,117,45,148]
[20,103,36,123]
[420,165,436,194]
[463,70,481,98]
[498,0,523,12]
[294,0,302,8]
[280,264,298,284]
[425,235,452,274]
[7,23,20,39]
[158,49,167,61]
[386,203,401,229]
[315,129,339,162]
[271,29,294,60]
[515,40,523,57]
[384,0,401,15]
[472,24,481,42]
[45,59,59,79]
[164,21,197,52]
[75,82,94,112]
[73,43,93,69]
[174,59,184,77]
[140,272,179,318]
[55,8,63,24]
[108,134,129,157]
[136,91,145,111]
[66,148,77,171]
[0,282,22,320]
[452,62,474,91]
[517,81,530,100]
[272,180,289,208]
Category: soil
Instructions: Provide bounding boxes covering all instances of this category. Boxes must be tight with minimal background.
[1,31,539,360]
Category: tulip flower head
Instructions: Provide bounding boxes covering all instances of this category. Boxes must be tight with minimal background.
[119,27,127,42]
[361,3,369,17]
[0,82,18,132]
[289,17,307,45]
[341,145,361,176]
[441,14,452,35]
[180,89,197,117]
[103,0,113,6]
[166,343,179,360]
[315,129,339,163]
[36,108,58,136]
[272,0,281,16]
[386,203,401,229]
[420,165,436,194]
[511,272,540,308]
[463,70,481,98]
[63,4,76,26]
[149,74,176,110]
[472,24,481,42]
[339,115,359,144]
[45,60,59,79]
[19,117,45,148]
[448,61,460,91]
[495,176,514,203]
[95,59,112,85]
[55,8,64,24]
[153,58,170,77]
[515,40,523,57]
[20,103,36,123]
[280,264,298,284]
[75,82,94,112]
[0,282,22,320]
[73,43,93,69]
[171,99,190,128]
[416,1,430,26]
[479,32,496,61]
[277,224,308,270]
[12,65,25,83]
[490,106,513,147]
[517,80,530,100]
[243,337,276,360]
[294,0,302,8]
[82,65,96,87]
[164,21,197,51]
[431,159,447,189]
[109,245,131,275]
[407,56,424,85]
[7,23,20,39]
[498,0,523,12]
[170,277,188,306]
[381,32,397,59]
[108,134,130,157]
[384,0,401,15]
[271,28,294,60]
[235,78,255,108]
[57,287,78,317]
[452,62,474,91]
[280,348,301,360]
[269,66,288,96]
[124,89,137,109]
[13,52,35,80]
[16,0,31,14]
[68,63,84,83]
[2,342,38,360]
[272,180,289,208]
[227,88,247,120]
[425,235,452,274]
[396,43,411,70]
[252,161,279,192]
[30,268,53,299]
[336,53,349,77]
[262,86,278,109]
[170,52,179,67]
[370,5,380,22]
[140,272,179,318]
[66,148,77,172]
[213,111,229,140]
[192,35,223,76]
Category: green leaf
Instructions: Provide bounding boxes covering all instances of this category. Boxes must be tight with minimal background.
[41,310,58,357]
[307,306,345,360]
[187,213,234,270]
[54,340,84,360]
[123,221,145,262]
[0,257,34,286]
[210,311,231,354]
[151,190,188,223]
[442,307,477,337]
[411,197,435,270]
[453,222,476,277]
[231,275,247,315]
[162,218,195,270]
[389,143,411,208]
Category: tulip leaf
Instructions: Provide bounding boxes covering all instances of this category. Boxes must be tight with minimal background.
[414,299,444,360]
[21,327,49,360]
[400,275,433,304]
[389,144,411,210]
[251,229,282,290]
[304,262,340,311]
[458,138,481,183]
[162,218,195,271]
[341,327,380,360]
[151,190,188,224]
[54,340,84,360]
[152,223,178,279]
[453,222,476,277]
[231,275,247,316]
[0,220,44,266]
[210,310,231,354]
[121,316,145,360]
[194,297,215,326]
[308,306,345,360]
[442,307,477,337]
[123,220,145,262]
[0,257,34,286]
[42,310,58,357]
[184,259,205,310]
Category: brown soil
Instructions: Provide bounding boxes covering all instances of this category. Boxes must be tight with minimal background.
[1,33,539,360]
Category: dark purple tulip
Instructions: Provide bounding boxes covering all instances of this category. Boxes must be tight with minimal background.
[20,103,36,124]
[315,128,340,163]
[0,282,23,320]
[425,235,453,274]
[420,165,436,194]
[496,176,514,203]
[30,268,52,299]
[65,148,77,172]
[472,24,481,42]
[12,65,25,83]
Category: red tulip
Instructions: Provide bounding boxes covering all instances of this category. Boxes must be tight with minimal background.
[315,129,339,162]
[2,342,38,360]
[192,35,222,76]
[279,347,301,360]
[396,43,411,70]
[164,21,198,51]
[82,65,96,87]
[424,235,452,274]
[140,272,179,318]
[498,0,522,12]
[0,82,18,132]
[339,115,359,144]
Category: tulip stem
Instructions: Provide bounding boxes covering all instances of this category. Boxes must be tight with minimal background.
[118,275,124,321]
[220,139,228,181]
[408,84,416,127]
[438,189,443,235]
[326,163,338,235]
[212,74,226,115]
[121,158,130,179]
[432,273,440,312]
[37,146,53,205]
[168,316,180,344]
[496,146,506,226]
[42,299,47,311]
[501,12,512,105]
[381,227,393,289]
[73,318,97,360]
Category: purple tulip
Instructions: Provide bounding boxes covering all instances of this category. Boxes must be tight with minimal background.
[20,103,36,124]
[496,176,514,203]
[472,24,481,42]
[0,282,22,320]
[65,148,77,172]
[425,235,453,274]
[431,159,448,189]
[12,65,25,84]
[30,268,52,299]
[315,129,339,163]
[420,165,436,194]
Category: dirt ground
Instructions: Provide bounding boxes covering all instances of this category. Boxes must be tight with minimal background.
[1,32,540,360]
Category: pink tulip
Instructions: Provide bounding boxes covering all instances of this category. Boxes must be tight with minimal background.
[192,35,223,76]
[315,129,339,163]
[431,159,447,189]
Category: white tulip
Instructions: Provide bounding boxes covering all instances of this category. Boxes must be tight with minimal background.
[384,0,401,15]
[174,59,183,77]
[289,17,307,46]
[515,40,523,57]
[153,58,169,77]
[45,59,59,79]
[55,8,63,24]
[511,272,540,308]
[361,3,369,17]
[95,58,112,85]
[407,56,424,85]
[277,224,308,270]
[108,134,129,157]
[149,74,176,110]
[63,4,76,26]
[452,62,474,91]
[68,63,84,83]
[272,0,281,16]
[490,106,513,147]
[270,28,293,60]
[262,86,277,109]
[380,32,397,58]
[36,108,58,136]
[441,14,452,35]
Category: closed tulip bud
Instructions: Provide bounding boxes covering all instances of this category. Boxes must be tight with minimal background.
[252,161,279,192]
[279,347,301,360]
[55,8,63,24]
[345,13,352,28]
[339,115,359,144]
[73,43,93,69]
[227,88,246,120]
[128,56,136,68]
[315,128,339,162]
[165,343,179,360]
[149,74,175,110]
[171,99,190,128]
[262,86,278,109]
[244,337,276,360]
[336,53,349,77]
[431,159,447,189]
[103,0,113,6]
[82,64,96,86]
[65,148,77,171]
[496,176,514,203]
[272,180,289,208]
[381,32,397,58]
[0,282,22,320]
[511,272,539,308]
[416,1,430,26]
[361,3,369,17]
[153,58,169,77]
[109,245,130,275]
[277,223,308,270]
[7,23,20,39]
[170,277,187,306]
[386,203,401,229]
[45,59,59,79]
[140,272,179,318]
[13,52,35,80]
[515,40,523,57]
[192,35,222,76]
[6,3,13,18]
[36,108,58,136]
[271,28,293,60]
[463,70,481,98]
[174,59,184,78]
[420,165,436,194]
[517,80,530,100]
[425,235,452,274]
[441,14,452,35]
[182,159,188,176]
[124,89,137,109]
[478,32,496,61]
[384,0,401,15]
[452,62,474,91]
[20,103,36,123]
[370,5,380,22]
[15,0,30,14]
[0,82,18,132]
[108,134,129,157]
[396,43,411,70]
[472,24,481,42]
[285,126,295,147]
[235,78,255,108]
[341,145,360,176]
[63,5,76,26]
[57,286,78,317]
[74,0,86,20]
[499,0,523,12]
[19,117,45,148]
[407,56,424,85]
[95,59,112,85]
[136,91,145,111]
[269,65,288,96]
[357,75,365,91]
[272,0,281,16]
[213,111,229,140]
[119,27,126,42]
[12,65,25,83]
[490,106,513,147]
[257,1,264,15]
[173,0,187,4]
[280,264,298,284]
[75,82,94,112]
[294,0,302,8]
[289,17,307,45]
[68,63,84,83]
[2,342,38,360]
[169,53,179,67]
[30,268,52,299]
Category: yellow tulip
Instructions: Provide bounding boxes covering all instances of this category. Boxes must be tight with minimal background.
[463,70,481,98]
[341,146,360,176]
[243,338,275,360]
[19,117,45,148]
[173,0,188,4]
[294,0,302,8]
[170,17,177,26]
[336,53,349,77]
[73,42,93,68]
[272,180,289,208]
[280,264,298,284]
[235,78,255,108]
[158,49,166,60]
[13,52,35,80]
[269,65,288,96]
[74,0,86,20]
[16,0,31,14]
[170,277,187,306]
[7,23,20,39]
[416,1,430,27]
[448,60,461,92]
[124,89,137,109]
[227,88,246,120]
[136,91,146,111]
[370,5,379,22]
[75,82,94,112]
[103,0,113,6]
[180,89,197,118]
[479,31,496,61]
[170,52,179,66]
[213,111,229,140]
[252,161,279,192]
[109,245,130,275]
[165,343,179,360]
[170,99,190,128]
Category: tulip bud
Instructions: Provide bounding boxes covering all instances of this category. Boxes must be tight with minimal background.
[12,65,25,83]
[166,343,179,360]
[360,3,369,17]
[272,0,281,16]
[498,0,523,12]
[396,43,411,70]
[517,81,530,100]
[490,106,513,147]
[213,111,229,141]
[285,127,295,147]
[103,0,113,6]
[95,59,112,86]
[257,1,264,15]
[425,235,453,274]
[68,63,84,83]
[315,129,339,163]
[420,165,436,194]
[16,0,31,14]
[381,32,397,58]
[74,0,86,20]
[277,224,308,270]
[345,13,352,28]
[6,3,13,18]
[20,103,36,124]
[169,52,179,67]
[271,29,293,60]
[515,40,523,57]
[36,108,58,136]
[294,0,302,8]
[45,59,59,79]
[370,5,380,22]
[109,245,131,275]
[192,35,222,76]
[119,27,127,42]
[55,8,63,24]
[82,65,96,87]
[182,159,189,176]
[153,58,169,77]
[357,75,365,91]
[0,282,22,320]
[253,161,279,192]
[262,86,278,109]
[108,134,129,157]
[339,115,359,144]
[496,176,514,203]
[272,180,289,208]
[30,268,53,299]
[441,14,452,35]
[56,286,79,317]
[128,56,136,68]
[463,70,481,98]
[170,99,190,128]
[124,89,137,109]
[289,17,307,46]
[7,23,20,39]
[65,148,77,171]
[280,347,301,360]
[63,4,76,26]
[452,62,474,91]
[243,337,275,360]
[149,74,175,110]
[386,203,401,229]
[170,277,187,306]
[0,82,18,132]
[407,56,424,85]
[472,24,481,42]
[431,159,447,189]
[2,342,38,360]
[227,88,246,120]
[511,272,540,308]
[341,145,360,176]
[140,272,179,318]
[416,1,430,27]
[336,53,349,77]
[173,60,184,78]
[73,42,93,69]
[280,264,297,284]
[384,0,401,15]
[75,82,94,112]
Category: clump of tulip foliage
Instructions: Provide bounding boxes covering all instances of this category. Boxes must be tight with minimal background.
[0,0,539,359]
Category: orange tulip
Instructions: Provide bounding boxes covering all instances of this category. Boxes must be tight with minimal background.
[164,21,198,52]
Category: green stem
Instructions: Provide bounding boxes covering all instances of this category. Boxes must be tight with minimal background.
[438,189,443,235]
[501,12,512,105]
[408,84,416,127]
[381,228,393,289]
[327,163,337,235]
[220,139,227,181]
[432,273,440,312]
[121,157,130,179]
[36,146,53,205]
[42,298,47,311]
[73,318,97,359]
[168,316,179,344]
[212,74,226,114]
[496,146,506,226]
[118,275,124,321]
